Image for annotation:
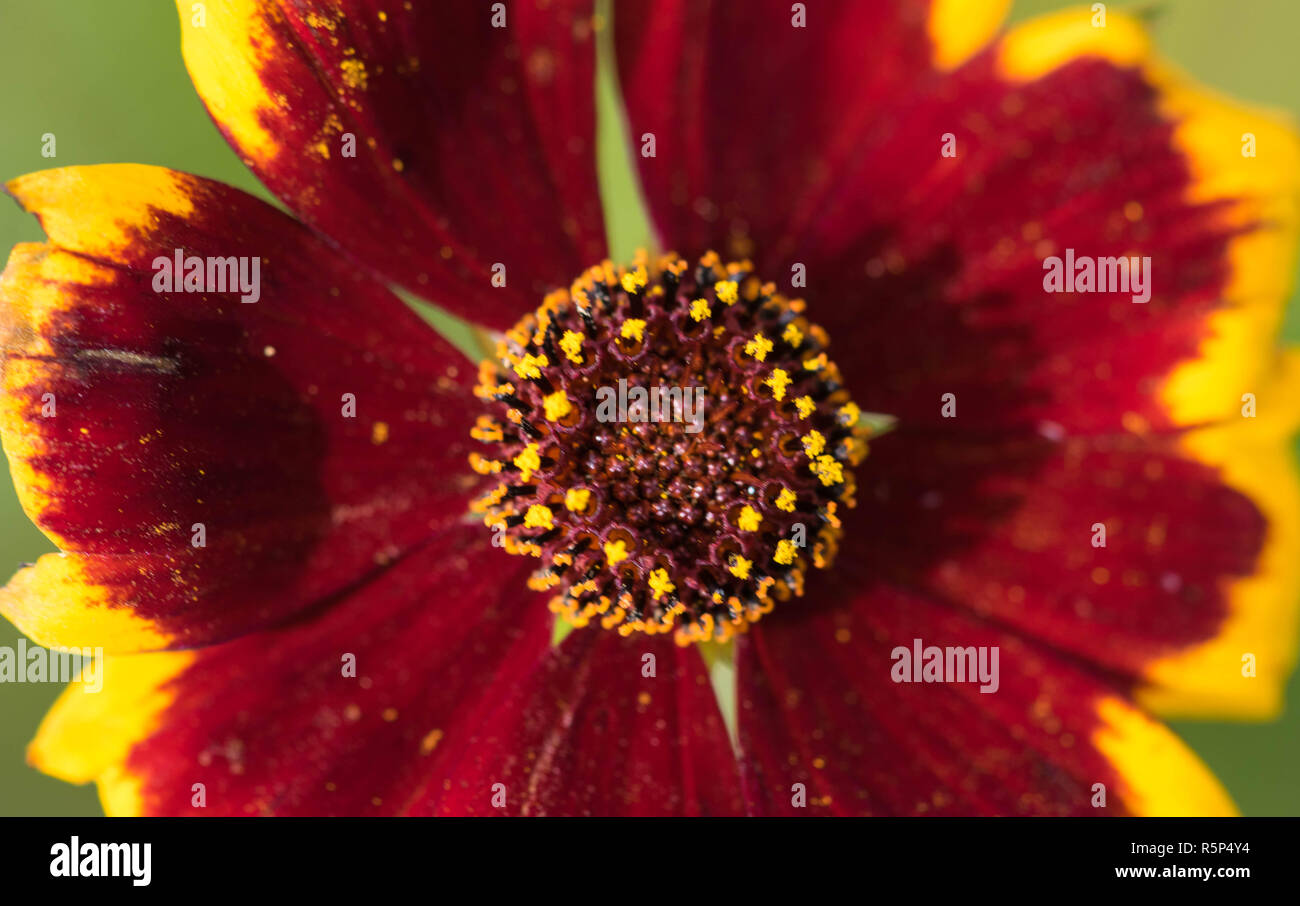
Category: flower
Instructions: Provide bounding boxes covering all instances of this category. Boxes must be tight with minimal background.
[0,0,1297,817]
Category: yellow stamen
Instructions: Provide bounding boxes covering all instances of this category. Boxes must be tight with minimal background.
[802,429,826,459]
[765,368,791,401]
[648,568,675,601]
[811,455,844,486]
[620,318,647,342]
[794,396,816,418]
[559,329,584,364]
[620,266,648,294]
[689,298,712,321]
[564,488,590,513]
[469,453,502,475]
[524,504,554,530]
[470,415,504,442]
[737,505,762,532]
[775,488,797,512]
[513,443,542,481]
[528,571,561,591]
[728,554,752,580]
[715,280,739,305]
[604,539,629,566]
[513,352,549,379]
[744,332,774,362]
[542,390,572,422]
[774,540,797,565]
[823,501,842,529]
[471,484,508,513]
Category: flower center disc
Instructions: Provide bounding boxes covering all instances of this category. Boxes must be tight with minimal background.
[470,252,871,645]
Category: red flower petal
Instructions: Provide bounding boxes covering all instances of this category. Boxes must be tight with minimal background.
[620,9,1298,436]
[0,165,480,652]
[29,532,743,817]
[850,407,1300,720]
[28,533,554,816]
[786,12,1300,717]
[619,5,1300,724]
[790,25,1289,439]
[613,0,998,261]
[737,582,1235,816]
[178,0,606,329]
[792,51,1251,435]
[418,628,744,816]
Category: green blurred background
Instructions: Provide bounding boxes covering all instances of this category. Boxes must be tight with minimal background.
[1,0,1298,816]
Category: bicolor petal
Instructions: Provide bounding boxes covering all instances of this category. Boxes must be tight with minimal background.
[737,585,1236,816]
[0,165,480,652]
[29,536,551,816]
[177,0,607,329]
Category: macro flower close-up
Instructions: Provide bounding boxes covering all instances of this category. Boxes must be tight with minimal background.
[1,0,1299,826]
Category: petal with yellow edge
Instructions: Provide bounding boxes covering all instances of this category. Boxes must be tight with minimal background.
[737,580,1236,815]
[0,165,480,652]
[175,0,605,330]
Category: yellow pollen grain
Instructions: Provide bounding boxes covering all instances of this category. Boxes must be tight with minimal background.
[737,505,762,532]
[542,390,572,421]
[715,280,739,305]
[524,504,554,530]
[811,455,844,487]
[802,430,827,459]
[839,401,861,426]
[728,554,753,580]
[782,322,803,346]
[620,266,647,293]
[744,332,774,362]
[604,539,629,566]
[648,568,675,601]
[765,368,791,401]
[803,353,828,371]
[689,298,712,321]
[776,488,798,512]
[620,318,646,342]
[559,329,584,363]
[420,729,443,755]
[564,488,590,513]
[514,352,548,379]
[340,58,368,90]
[774,539,797,565]
[795,396,816,418]
[370,421,389,444]
[513,443,542,481]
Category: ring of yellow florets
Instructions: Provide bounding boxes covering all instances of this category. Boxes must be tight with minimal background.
[470,251,871,645]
